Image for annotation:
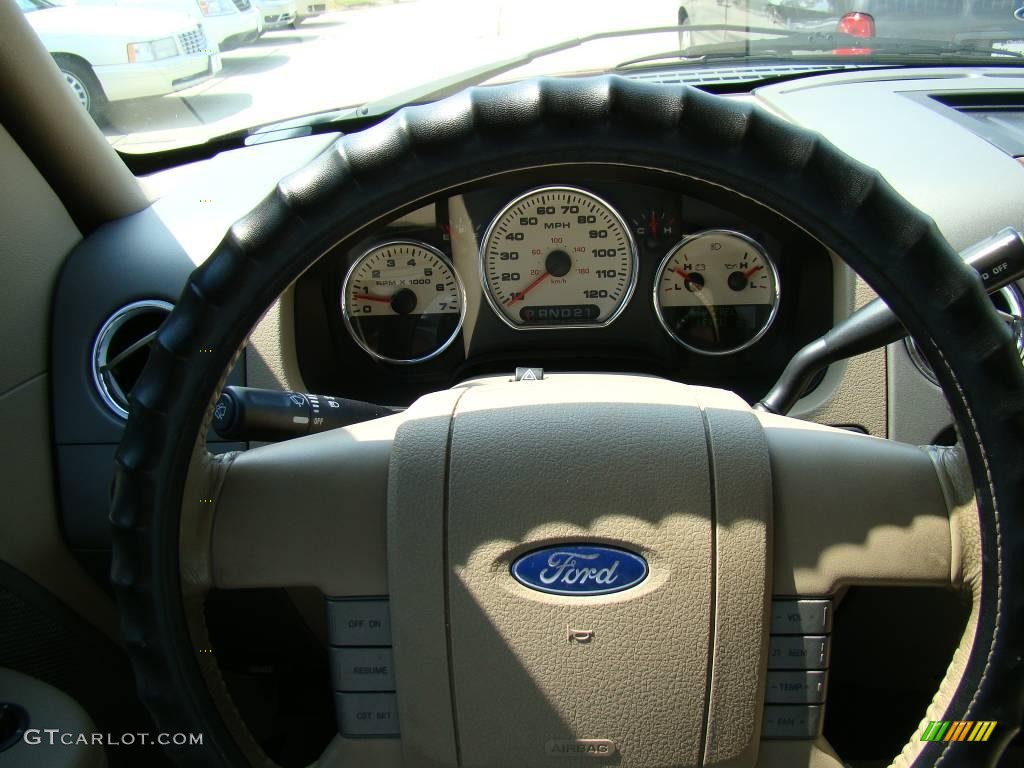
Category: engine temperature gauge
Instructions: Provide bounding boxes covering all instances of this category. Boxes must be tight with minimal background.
[631,209,678,250]
[654,229,780,355]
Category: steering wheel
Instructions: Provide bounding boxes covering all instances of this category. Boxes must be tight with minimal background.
[111,77,1024,768]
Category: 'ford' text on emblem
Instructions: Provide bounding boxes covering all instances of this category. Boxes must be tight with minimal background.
[510,545,648,596]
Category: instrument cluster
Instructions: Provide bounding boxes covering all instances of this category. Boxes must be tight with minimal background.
[340,184,785,363]
[298,172,833,405]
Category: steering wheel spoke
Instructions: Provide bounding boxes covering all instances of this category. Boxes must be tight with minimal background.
[758,413,956,597]
[207,414,402,595]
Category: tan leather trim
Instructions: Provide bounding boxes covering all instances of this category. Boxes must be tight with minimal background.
[445,376,715,767]
[389,376,773,768]
[698,388,772,767]
[211,414,400,595]
[388,389,465,768]
[0,1,144,231]
[180,355,404,767]
[890,445,981,768]
[0,124,80,394]
[759,413,952,595]
[179,372,962,768]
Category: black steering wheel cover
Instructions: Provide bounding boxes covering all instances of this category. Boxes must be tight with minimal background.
[111,77,1024,766]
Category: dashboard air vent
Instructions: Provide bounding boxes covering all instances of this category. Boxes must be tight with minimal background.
[927,91,1024,157]
[91,300,173,419]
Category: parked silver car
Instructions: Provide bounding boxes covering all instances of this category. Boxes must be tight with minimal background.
[253,0,296,30]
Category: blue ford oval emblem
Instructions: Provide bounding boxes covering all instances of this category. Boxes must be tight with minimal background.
[1016,6,1024,21]
[511,545,648,596]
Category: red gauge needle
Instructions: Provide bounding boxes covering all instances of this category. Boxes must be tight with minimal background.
[672,267,694,280]
[649,211,658,237]
[743,264,764,278]
[352,292,391,303]
[505,271,550,307]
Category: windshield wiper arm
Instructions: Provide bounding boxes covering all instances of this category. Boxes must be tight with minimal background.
[615,30,1024,69]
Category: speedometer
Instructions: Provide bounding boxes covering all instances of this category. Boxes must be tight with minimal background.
[480,186,638,328]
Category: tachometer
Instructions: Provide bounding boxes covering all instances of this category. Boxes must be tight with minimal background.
[341,240,465,363]
[654,229,780,355]
[480,186,638,328]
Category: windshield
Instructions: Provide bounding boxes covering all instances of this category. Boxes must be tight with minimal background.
[19,0,1024,153]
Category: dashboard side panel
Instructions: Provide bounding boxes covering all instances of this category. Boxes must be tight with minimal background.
[48,136,341,575]
[0,124,80,394]
[0,377,119,639]
[0,122,117,638]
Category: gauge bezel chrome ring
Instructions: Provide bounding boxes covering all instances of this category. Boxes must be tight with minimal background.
[91,299,175,419]
[652,228,781,356]
[478,184,639,331]
[340,238,467,365]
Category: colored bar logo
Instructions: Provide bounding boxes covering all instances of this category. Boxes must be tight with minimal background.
[921,721,997,742]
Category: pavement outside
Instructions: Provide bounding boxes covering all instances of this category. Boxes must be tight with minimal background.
[100,0,780,153]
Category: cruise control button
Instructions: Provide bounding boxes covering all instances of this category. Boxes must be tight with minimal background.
[327,599,392,646]
[768,635,830,670]
[765,670,828,704]
[762,705,822,739]
[335,692,399,737]
[331,648,395,691]
[770,599,832,635]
